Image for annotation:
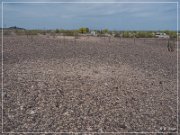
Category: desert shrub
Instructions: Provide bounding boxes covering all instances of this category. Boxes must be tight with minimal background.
[3,30,11,36]
[59,30,80,36]
[114,33,120,37]
[135,32,154,38]
[102,29,109,34]
[55,29,60,33]
[167,39,175,52]
[164,31,177,38]
[79,27,89,34]
[64,31,75,36]
[122,32,131,38]
[39,30,46,35]
[25,30,49,35]
[25,30,39,35]
[50,32,56,38]
[121,31,154,38]
[15,30,26,35]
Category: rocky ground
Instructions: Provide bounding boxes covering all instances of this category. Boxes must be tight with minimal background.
[0,35,179,134]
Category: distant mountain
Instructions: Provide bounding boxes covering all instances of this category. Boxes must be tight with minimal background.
[2,26,26,30]
[8,26,26,30]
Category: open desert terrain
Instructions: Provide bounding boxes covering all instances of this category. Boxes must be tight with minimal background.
[0,35,179,134]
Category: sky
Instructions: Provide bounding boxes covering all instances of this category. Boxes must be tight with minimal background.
[0,0,179,30]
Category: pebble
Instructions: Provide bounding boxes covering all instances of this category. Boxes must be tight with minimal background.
[30,110,35,114]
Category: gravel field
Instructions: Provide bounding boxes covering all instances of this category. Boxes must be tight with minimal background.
[0,35,179,134]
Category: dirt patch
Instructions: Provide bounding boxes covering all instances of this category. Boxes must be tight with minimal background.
[1,36,178,133]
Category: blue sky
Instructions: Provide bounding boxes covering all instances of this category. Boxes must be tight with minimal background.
[0,0,179,30]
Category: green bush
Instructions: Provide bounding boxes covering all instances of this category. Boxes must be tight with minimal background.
[135,32,154,38]
[122,32,131,38]
[79,27,89,34]
[55,29,60,33]
[102,29,109,34]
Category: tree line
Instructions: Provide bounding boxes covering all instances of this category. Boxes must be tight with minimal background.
[3,27,178,38]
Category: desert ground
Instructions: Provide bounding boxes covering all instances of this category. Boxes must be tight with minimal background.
[0,35,179,134]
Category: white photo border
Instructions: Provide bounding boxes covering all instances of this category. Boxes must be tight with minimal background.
[1,1,179,134]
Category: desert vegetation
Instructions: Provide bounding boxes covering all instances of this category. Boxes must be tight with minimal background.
[2,26,178,38]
